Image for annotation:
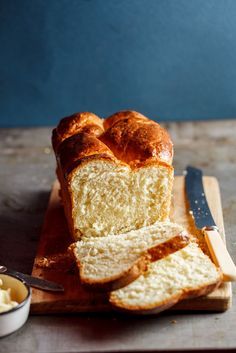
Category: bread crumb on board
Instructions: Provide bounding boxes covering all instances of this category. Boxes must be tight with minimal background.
[35,253,75,273]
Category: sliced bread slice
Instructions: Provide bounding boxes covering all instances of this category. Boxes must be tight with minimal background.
[109,242,222,313]
[69,222,190,291]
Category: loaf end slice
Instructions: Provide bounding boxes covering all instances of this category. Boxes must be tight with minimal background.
[69,222,190,291]
[109,242,222,313]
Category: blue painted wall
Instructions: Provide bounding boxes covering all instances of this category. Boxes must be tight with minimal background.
[1,0,236,126]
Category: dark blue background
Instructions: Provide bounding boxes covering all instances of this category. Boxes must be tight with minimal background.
[1,0,236,126]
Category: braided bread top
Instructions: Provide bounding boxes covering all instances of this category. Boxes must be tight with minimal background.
[52,111,173,177]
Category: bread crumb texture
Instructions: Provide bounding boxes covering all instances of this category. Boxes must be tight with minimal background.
[71,161,173,237]
[110,242,221,311]
[72,222,187,282]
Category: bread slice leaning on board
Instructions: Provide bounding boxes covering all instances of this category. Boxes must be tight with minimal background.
[109,242,223,314]
[52,111,173,239]
[69,222,190,291]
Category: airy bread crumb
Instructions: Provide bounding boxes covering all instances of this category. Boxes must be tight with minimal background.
[69,221,190,290]
[109,242,222,313]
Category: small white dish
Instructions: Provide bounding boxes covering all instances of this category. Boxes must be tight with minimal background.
[0,273,31,337]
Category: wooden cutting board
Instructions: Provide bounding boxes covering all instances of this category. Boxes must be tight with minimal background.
[31,176,232,314]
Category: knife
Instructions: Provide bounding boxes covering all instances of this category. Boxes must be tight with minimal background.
[185,166,236,282]
[0,265,64,292]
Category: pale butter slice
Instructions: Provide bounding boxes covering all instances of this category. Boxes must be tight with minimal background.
[0,279,18,313]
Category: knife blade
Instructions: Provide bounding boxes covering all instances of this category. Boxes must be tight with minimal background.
[185,166,236,282]
[0,265,64,292]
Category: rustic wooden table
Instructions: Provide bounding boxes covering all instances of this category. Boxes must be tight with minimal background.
[0,121,235,353]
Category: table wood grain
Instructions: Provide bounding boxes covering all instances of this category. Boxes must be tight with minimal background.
[0,120,235,352]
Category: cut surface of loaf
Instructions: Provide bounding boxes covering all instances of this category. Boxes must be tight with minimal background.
[109,242,222,313]
[69,222,190,290]
[52,111,174,239]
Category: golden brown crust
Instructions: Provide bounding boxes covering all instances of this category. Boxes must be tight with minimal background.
[68,232,190,292]
[56,132,115,177]
[147,232,190,261]
[109,271,223,314]
[101,110,173,166]
[52,110,173,179]
[103,110,148,130]
[52,112,104,152]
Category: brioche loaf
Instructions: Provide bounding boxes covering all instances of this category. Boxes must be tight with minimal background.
[52,111,173,239]
[109,242,222,313]
[69,222,190,290]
